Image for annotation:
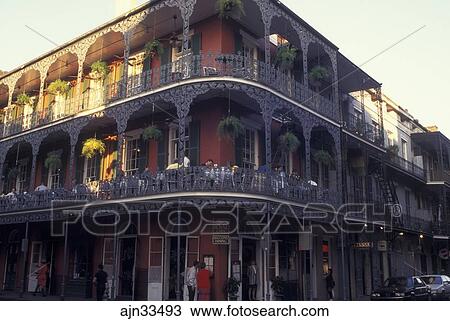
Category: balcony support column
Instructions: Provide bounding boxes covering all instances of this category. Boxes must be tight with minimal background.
[68,142,76,187]
[76,58,84,111]
[304,127,312,181]
[301,42,309,88]
[29,146,39,192]
[0,161,4,194]
[121,31,132,97]
[262,103,273,171]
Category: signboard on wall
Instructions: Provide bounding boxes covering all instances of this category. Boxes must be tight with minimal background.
[377,241,388,252]
[439,248,449,260]
[212,234,230,245]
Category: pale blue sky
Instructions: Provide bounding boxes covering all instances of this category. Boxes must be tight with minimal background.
[1,0,449,135]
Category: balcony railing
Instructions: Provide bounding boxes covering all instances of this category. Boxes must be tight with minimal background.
[0,52,337,139]
[343,112,383,147]
[0,167,335,214]
[386,154,426,180]
[428,169,450,184]
[393,215,433,234]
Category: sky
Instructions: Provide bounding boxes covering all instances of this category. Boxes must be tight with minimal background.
[1,0,449,135]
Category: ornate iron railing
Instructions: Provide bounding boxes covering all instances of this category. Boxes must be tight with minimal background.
[0,167,335,214]
[0,52,337,139]
[386,154,426,180]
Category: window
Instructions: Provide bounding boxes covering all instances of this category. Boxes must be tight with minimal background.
[203,255,215,276]
[84,156,98,183]
[405,190,411,217]
[401,138,408,160]
[242,128,256,169]
[322,240,330,275]
[168,125,190,164]
[125,138,140,176]
[48,166,60,189]
[16,160,28,193]
[387,130,395,147]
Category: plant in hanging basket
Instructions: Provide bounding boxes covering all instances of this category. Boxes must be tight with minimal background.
[16,92,32,106]
[47,79,70,96]
[44,152,62,169]
[81,138,106,159]
[90,60,109,80]
[309,65,330,88]
[217,116,244,141]
[217,0,245,19]
[313,149,334,167]
[142,125,162,141]
[274,44,298,71]
[279,131,300,153]
[144,40,164,60]
[7,167,20,182]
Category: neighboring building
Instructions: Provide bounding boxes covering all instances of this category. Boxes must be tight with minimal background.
[0,0,448,301]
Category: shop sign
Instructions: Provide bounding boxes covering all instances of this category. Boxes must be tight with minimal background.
[377,241,388,252]
[212,234,230,245]
[439,248,449,260]
[351,241,373,249]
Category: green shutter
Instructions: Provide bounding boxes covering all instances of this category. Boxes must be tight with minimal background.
[188,121,200,166]
[192,33,202,55]
[234,32,243,54]
[157,129,168,171]
[138,135,149,172]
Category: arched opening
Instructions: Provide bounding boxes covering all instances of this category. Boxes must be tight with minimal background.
[83,31,125,109]
[2,141,33,193]
[0,83,9,136]
[310,127,337,192]
[42,53,79,123]
[7,70,41,135]
[307,43,333,100]
[36,131,71,190]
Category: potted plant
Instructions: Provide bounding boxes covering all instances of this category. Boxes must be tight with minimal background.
[274,44,298,71]
[44,152,62,169]
[47,79,70,96]
[90,60,109,80]
[16,93,32,106]
[144,40,164,60]
[387,144,399,158]
[81,138,106,159]
[313,149,334,167]
[225,277,240,301]
[279,131,300,153]
[217,115,244,141]
[309,65,330,90]
[217,0,244,19]
[271,276,285,300]
[142,125,162,141]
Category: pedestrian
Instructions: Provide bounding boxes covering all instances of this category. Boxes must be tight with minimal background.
[94,264,108,301]
[196,262,211,301]
[326,268,335,300]
[33,261,49,297]
[186,260,199,301]
[247,260,258,301]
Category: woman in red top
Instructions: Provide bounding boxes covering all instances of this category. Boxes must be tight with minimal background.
[196,262,211,301]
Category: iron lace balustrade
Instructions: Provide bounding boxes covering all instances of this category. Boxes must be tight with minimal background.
[0,53,338,139]
[386,153,426,180]
[0,167,336,214]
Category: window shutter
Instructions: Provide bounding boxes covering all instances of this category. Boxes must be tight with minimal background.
[95,155,102,180]
[157,129,168,171]
[160,46,171,83]
[235,134,243,167]
[75,154,84,184]
[138,135,149,172]
[234,32,243,54]
[192,33,202,55]
[259,129,266,166]
[41,159,49,187]
[188,121,200,166]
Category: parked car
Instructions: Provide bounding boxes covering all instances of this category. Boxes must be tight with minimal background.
[371,276,430,300]
[419,275,450,300]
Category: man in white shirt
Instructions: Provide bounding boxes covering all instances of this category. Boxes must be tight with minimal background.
[185,260,199,301]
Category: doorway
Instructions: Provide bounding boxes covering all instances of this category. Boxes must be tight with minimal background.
[241,238,257,301]
[165,236,186,300]
[4,230,20,291]
[118,237,137,299]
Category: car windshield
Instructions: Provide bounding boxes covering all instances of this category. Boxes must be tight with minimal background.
[384,277,407,287]
[422,276,442,285]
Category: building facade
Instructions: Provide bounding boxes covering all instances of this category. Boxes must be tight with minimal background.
[0,0,448,301]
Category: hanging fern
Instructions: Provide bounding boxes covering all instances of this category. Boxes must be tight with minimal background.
[16,93,32,106]
[279,132,300,153]
[90,60,109,80]
[44,153,62,169]
[142,126,162,141]
[313,150,334,167]
[274,45,298,71]
[144,40,164,59]
[309,65,330,87]
[217,116,244,141]
[81,138,106,159]
[47,79,70,96]
[217,0,245,19]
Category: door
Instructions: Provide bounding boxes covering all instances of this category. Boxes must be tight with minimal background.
[240,236,263,301]
[183,236,199,300]
[4,242,19,290]
[148,237,164,300]
[164,236,186,300]
[27,242,43,292]
[118,237,137,299]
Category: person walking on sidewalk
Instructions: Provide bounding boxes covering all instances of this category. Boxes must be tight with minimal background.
[94,264,108,301]
[186,260,199,301]
[326,268,335,300]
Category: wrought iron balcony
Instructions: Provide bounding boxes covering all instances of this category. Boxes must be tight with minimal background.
[427,169,450,184]
[393,215,433,234]
[0,167,335,214]
[385,153,426,181]
[0,52,337,139]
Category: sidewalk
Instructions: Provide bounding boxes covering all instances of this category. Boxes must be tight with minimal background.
[0,291,92,301]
